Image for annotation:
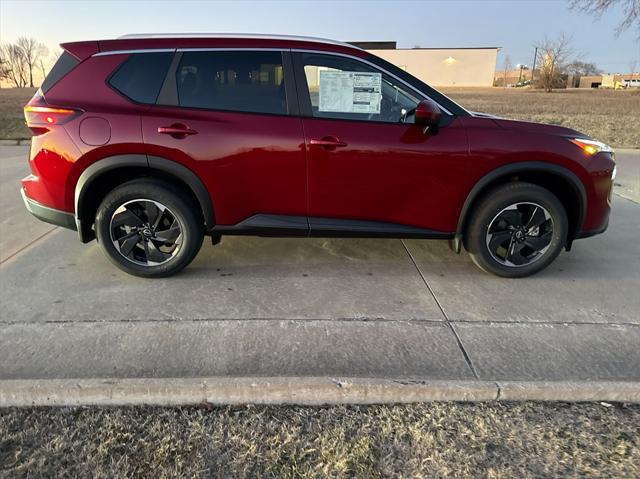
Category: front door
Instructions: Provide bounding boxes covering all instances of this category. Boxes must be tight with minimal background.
[295,52,468,233]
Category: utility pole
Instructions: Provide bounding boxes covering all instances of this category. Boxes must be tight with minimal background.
[531,47,538,86]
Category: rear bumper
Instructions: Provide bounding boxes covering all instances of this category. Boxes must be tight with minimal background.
[21,188,77,231]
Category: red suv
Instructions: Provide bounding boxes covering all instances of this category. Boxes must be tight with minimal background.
[22,34,615,278]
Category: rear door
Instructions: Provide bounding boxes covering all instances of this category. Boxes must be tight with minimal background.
[142,50,307,228]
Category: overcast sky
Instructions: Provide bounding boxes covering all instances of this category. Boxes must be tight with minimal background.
[1,0,639,73]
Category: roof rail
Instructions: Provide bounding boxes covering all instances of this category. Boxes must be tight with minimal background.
[116,33,363,50]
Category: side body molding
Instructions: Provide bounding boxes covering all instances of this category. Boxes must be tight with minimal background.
[74,154,215,242]
[450,161,587,253]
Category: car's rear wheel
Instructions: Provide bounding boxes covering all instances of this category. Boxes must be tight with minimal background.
[465,182,568,278]
[95,179,203,277]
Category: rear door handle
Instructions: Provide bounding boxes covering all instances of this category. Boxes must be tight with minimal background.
[309,136,348,148]
[158,124,198,138]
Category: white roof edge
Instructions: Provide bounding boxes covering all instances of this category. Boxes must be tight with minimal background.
[117,33,363,50]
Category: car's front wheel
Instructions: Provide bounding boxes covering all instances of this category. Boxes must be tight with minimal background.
[465,182,568,278]
[95,179,204,277]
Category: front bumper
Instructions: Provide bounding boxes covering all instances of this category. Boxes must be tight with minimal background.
[575,216,609,239]
[21,188,77,231]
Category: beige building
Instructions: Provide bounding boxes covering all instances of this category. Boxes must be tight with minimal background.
[352,42,500,87]
[578,73,640,89]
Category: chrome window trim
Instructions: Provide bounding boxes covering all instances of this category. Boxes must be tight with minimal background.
[93,48,176,57]
[291,48,456,116]
[176,47,285,53]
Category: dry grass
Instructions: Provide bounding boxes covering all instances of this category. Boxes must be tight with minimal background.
[442,87,640,148]
[0,88,35,140]
[1,402,639,478]
[1,87,638,147]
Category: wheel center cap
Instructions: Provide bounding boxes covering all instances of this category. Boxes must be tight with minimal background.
[141,228,153,237]
[514,229,525,241]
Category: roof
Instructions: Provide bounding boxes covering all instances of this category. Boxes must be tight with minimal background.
[117,33,362,49]
[61,33,367,61]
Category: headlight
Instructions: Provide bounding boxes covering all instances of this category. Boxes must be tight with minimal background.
[569,138,614,155]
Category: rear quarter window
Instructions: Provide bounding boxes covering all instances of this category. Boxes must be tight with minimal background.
[108,52,174,104]
[41,52,80,93]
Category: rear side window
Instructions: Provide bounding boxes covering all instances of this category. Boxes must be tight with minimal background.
[109,52,174,104]
[41,52,79,93]
[176,51,287,115]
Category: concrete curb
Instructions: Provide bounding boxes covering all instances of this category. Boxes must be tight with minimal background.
[1,377,638,407]
[498,381,640,402]
[0,378,498,406]
[0,139,29,146]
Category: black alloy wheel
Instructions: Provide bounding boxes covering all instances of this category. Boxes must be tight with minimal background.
[95,179,203,277]
[465,182,568,278]
[110,199,183,266]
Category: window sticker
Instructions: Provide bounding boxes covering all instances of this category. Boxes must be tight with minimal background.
[319,71,382,114]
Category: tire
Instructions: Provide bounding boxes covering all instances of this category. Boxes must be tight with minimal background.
[464,182,568,278]
[95,179,204,278]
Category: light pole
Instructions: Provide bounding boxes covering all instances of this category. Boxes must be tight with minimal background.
[531,47,538,85]
[516,64,529,85]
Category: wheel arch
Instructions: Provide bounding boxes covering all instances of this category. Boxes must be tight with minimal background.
[74,154,215,242]
[452,162,587,253]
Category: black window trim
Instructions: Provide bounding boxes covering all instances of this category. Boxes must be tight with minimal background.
[156,51,183,105]
[163,48,297,117]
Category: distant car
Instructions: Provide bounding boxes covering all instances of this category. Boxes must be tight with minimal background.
[22,34,615,278]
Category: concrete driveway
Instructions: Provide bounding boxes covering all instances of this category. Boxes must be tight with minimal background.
[1,145,639,404]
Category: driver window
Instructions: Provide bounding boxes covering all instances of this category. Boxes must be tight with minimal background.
[302,53,420,123]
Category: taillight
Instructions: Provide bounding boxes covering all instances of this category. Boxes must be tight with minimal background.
[23,90,81,135]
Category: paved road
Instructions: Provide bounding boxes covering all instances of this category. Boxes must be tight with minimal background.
[1,146,638,388]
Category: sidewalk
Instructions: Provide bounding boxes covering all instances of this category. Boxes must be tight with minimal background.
[1,146,639,405]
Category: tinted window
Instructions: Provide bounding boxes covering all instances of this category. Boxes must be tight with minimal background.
[177,51,287,115]
[41,52,79,93]
[302,53,420,123]
[109,52,174,104]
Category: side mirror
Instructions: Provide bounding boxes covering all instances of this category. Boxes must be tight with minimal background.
[414,99,442,133]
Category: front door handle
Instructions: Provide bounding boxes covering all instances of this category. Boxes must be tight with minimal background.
[158,124,198,138]
[309,136,348,149]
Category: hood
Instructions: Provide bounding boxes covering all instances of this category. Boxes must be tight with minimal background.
[481,115,586,139]
[470,111,587,138]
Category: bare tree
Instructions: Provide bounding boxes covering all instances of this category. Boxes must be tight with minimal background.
[38,58,47,81]
[570,0,640,38]
[565,60,603,76]
[0,44,28,87]
[535,34,574,92]
[16,37,47,88]
[502,55,513,88]
[50,50,62,64]
[0,49,11,87]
